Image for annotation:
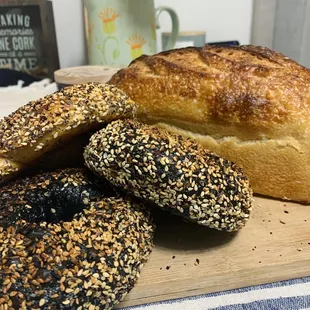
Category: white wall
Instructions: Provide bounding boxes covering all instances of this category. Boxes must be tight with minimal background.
[155,0,253,50]
[50,0,87,69]
[251,0,310,67]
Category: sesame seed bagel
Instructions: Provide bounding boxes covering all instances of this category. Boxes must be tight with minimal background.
[0,82,136,184]
[0,169,154,309]
[84,119,253,232]
[0,168,117,227]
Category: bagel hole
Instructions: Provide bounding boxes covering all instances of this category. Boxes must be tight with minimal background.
[1,169,118,227]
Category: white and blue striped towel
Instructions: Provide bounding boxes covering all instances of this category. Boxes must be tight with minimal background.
[122,277,310,310]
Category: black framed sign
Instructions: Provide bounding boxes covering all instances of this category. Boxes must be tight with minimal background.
[0,0,59,78]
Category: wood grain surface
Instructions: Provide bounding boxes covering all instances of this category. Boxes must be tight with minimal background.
[118,195,310,308]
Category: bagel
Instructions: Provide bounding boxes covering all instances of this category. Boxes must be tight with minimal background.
[0,168,117,226]
[0,82,136,183]
[84,119,253,232]
[0,168,154,309]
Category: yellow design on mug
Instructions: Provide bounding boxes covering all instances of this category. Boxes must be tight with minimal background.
[126,34,147,60]
[98,8,119,34]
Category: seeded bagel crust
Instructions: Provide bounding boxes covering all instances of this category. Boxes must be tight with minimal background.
[0,168,154,309]
[0,83,136,183]
[84,119,253,232]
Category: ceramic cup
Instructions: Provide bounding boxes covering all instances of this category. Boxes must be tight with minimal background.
[162,31,206,50]
[83,0,179,66]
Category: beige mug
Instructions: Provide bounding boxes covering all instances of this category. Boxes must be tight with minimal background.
[83,0,179,66]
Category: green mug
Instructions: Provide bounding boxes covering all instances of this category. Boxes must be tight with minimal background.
[83,0,179,66]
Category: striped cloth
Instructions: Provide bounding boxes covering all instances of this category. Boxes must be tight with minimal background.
[122,277,310,310]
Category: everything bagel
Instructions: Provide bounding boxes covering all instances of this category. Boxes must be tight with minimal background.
[0,168,116,227]
[84,119,253,232]
[0,168,154,309]
[0,83,136,183]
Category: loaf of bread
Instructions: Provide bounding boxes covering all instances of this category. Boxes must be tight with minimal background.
[109,45,310,203]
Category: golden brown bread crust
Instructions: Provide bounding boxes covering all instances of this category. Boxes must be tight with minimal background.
[0,82,136,183]
[109,45,310,203]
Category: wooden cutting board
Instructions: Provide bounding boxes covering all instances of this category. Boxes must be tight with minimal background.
[118,195,310,308]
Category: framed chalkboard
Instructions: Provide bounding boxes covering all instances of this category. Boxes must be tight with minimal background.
[0,0,59,79]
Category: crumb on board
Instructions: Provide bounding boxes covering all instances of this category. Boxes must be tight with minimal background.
[194,259,200,266]
[284,210,289,214]
[172,256,176,259]
[279,220,286,224]
[166,266,171,270]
